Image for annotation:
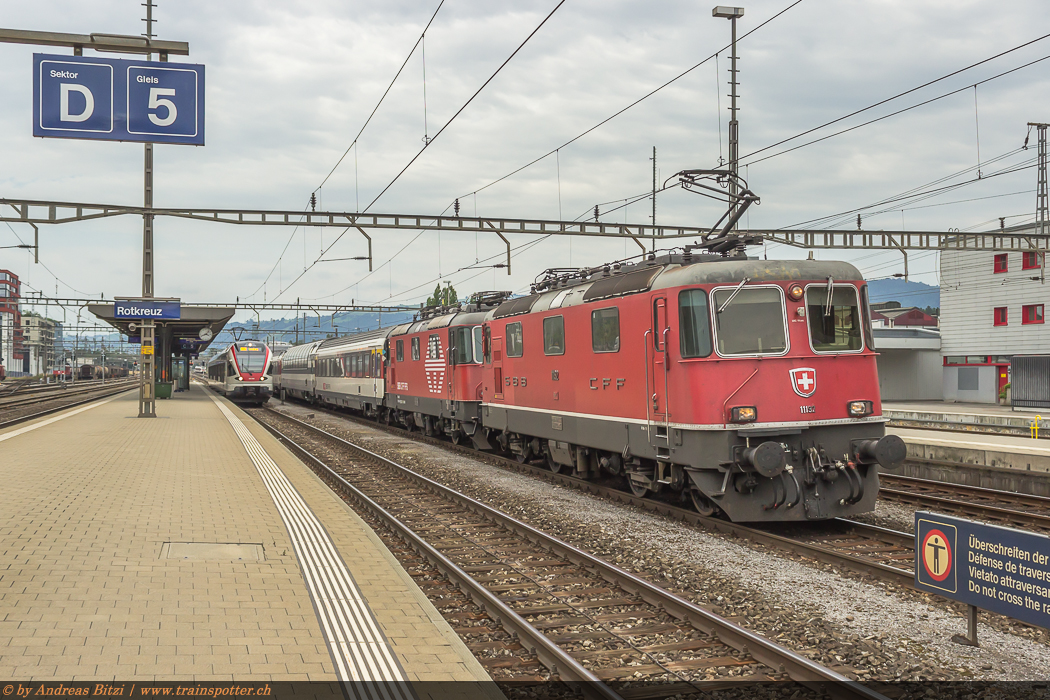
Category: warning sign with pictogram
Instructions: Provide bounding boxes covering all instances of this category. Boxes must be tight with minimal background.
[916,517,957,594]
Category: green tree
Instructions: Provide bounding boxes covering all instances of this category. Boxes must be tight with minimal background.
[426,282,458,307]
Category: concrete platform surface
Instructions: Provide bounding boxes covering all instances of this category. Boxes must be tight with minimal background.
[889,426,1050,473]
[0,388,494,688]
[884,400,1032,418]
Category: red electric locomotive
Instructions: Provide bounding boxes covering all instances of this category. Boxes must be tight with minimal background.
[475,251,904,521]
[272,248,904,522]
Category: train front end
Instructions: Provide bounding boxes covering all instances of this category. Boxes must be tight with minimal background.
[227,341,273,404]
[660,260,905,522]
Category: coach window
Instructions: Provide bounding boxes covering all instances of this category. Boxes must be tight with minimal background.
[806,285,863,352]
[543,316,565,355]
[591,308,620,353]
[411,337,420,361]
[712,286,787,355]
[507,322,524,357]
[678,290,712,358]
[396,339,404,363]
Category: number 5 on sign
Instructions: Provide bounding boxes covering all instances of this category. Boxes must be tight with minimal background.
[148,88,177,126]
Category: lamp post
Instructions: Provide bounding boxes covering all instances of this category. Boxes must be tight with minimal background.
[712,6,744,229]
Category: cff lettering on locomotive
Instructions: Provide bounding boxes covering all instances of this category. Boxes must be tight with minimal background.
[272,249,905,522]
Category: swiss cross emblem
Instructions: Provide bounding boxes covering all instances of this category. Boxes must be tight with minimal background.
[790,368,816,398]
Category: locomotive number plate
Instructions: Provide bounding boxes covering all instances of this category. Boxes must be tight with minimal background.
[800,405,816,414]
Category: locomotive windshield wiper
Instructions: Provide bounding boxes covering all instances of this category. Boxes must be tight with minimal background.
[824,276,834,317]
[717,277,750,313]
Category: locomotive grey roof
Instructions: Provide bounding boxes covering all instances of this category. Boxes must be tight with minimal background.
[650,259,864,292]
[583,265,663,302]
[493,294,541,318]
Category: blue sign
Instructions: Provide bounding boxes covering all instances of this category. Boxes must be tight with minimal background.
[113,300,181,320]
[33,53,204,145]
[915,511,1050,630]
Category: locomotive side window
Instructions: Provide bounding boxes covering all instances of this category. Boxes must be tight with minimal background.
[483,326,492,363]
[451,326,476,364]
[712,287,787,355]
[806,286,863,352]
[396,339,404,362]
[678,289,712,358]
[591,308,620,353]
[543,316,565,355]
[860,285,875,351]
[506,322,524,357]
[428,334,441,360]
[473,326,484,364]
[411,337,420,361]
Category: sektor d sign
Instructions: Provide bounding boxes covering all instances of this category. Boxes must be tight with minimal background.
[33,53,205,145]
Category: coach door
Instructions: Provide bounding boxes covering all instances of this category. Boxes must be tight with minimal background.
[649,295,670,426]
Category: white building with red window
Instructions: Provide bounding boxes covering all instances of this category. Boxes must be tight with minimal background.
[939,228,1048,403]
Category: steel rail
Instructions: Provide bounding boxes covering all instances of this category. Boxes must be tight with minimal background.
[0,385,137,430]
[280,398,919,588]
[883,473,1050,509]
[253,416,621,700]
[0,379,136,410]
[253,406,891,700]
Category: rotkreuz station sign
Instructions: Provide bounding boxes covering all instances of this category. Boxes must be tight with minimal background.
[113,298,181,320]
[915,511,1050,629]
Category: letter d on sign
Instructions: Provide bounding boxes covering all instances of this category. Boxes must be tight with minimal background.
[60,83,94,122]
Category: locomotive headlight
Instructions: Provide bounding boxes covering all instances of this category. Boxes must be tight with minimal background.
[730,406,757,423]
[788,284,804,301]
[848,400,874,417]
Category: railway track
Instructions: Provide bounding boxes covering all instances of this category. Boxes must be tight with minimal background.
[0,381,137,429]
[880,473,1050,533]
[247,406,888,700]
[0,379,135,411]
[268,399,921,588]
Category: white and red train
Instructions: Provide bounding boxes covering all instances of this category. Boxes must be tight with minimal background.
[273,252,905,522]
[206,340,273,404]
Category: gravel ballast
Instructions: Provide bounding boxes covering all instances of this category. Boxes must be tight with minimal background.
[267,402,1050,683]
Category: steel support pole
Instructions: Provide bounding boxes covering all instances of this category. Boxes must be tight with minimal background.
[138,23,159,418]
[728,15,739,231]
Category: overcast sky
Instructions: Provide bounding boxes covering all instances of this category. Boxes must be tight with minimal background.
[2,0,1049,327]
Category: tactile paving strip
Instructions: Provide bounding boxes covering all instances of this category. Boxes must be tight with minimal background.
[208,394,413,698]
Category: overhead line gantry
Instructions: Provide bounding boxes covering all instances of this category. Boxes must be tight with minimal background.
[4,198,1050,274]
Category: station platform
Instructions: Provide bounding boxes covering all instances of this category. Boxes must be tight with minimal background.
[884,400,1050,473]
[0,387,495,690]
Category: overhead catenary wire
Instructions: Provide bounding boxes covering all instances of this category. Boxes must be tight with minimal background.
[273,0,568,302]
[742,52,1050,168]
[454,0,802,203]
[740,30,1050,164]
[246,0,447,301]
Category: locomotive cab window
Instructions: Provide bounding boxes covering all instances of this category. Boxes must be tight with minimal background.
[591,308,620,353]
[411,337,420,361]
[506,322,524,358]
[543,316,565,355]
[806,285,863,352]
[712,287,787,356]
[395,339,404,363]
[473,327,484,364]
[451,326,480,364]
[427,334,441,360]
[678,289,712,358]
